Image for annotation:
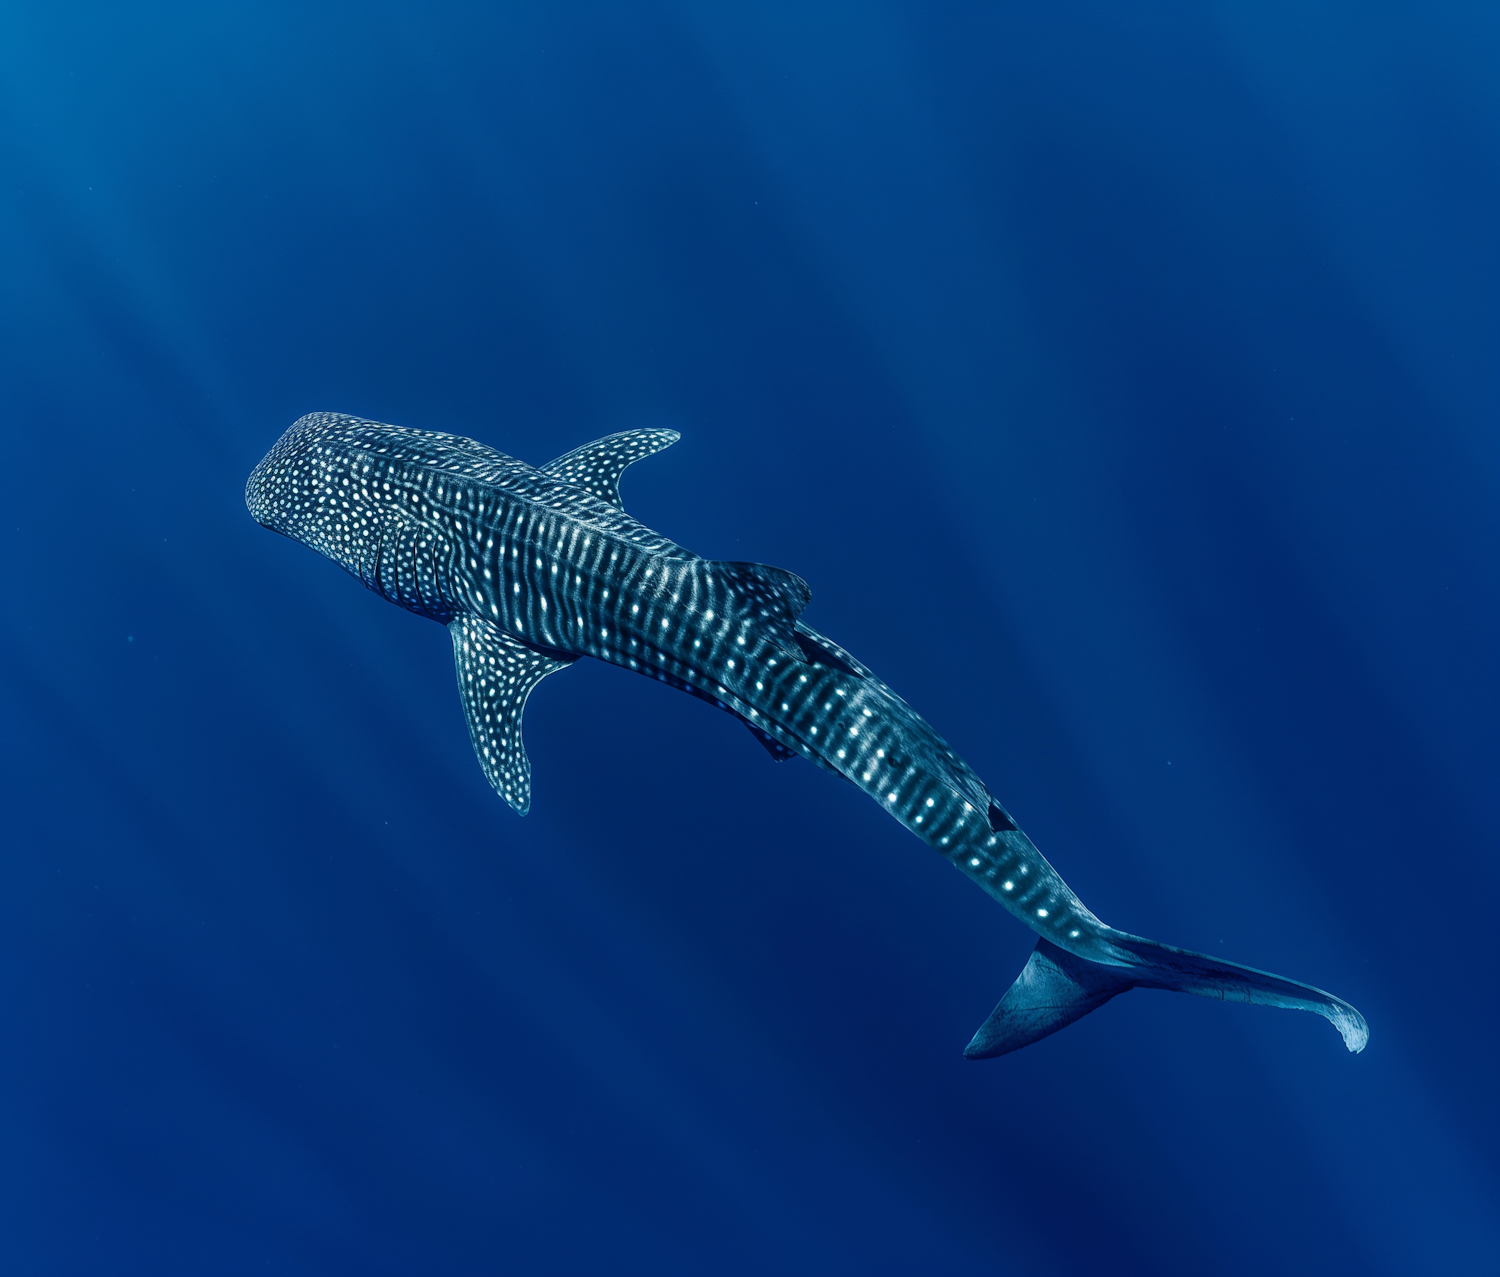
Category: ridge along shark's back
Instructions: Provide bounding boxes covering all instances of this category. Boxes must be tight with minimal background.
[245,412,694,591]
[248,413,1368,1061]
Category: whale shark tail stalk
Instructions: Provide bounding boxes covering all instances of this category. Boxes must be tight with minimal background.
[965,934,1369,1059]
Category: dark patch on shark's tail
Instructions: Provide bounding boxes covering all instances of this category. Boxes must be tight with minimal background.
[964,933,1368,1059]
[986,802,1018,833]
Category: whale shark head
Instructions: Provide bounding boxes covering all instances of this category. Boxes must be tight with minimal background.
[245,413,370,573]
[247,411,532,603]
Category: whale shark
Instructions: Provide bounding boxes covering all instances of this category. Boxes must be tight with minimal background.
[247,412,1368,1058]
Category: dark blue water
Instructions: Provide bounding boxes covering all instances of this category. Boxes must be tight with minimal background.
[3,4,1497,1273]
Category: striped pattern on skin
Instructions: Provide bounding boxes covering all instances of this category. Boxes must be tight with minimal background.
[245,412,1103,955]
[247,412,1369,1056]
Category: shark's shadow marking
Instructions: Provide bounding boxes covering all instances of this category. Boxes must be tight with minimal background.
[248,413,1368,1059]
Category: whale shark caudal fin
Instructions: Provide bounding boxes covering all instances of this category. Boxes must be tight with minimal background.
[449,615,576,814]
[964,935,1369,1059]
[540,428,680,509]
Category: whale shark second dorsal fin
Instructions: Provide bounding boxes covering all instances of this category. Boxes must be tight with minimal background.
[449,615,576,814]
[540,428,680,509]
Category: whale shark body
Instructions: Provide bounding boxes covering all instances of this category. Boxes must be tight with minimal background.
[247,413,1368,1058]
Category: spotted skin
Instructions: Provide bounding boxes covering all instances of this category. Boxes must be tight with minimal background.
[450,615,574,813]
[540,429,681,507]
[248,412,1369,1057]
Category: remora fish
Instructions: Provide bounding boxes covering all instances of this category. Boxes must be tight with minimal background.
[247,413,1368,1058]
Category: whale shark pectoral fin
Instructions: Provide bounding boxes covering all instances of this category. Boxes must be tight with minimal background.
[540,428,680,509]
[964,939,1135,1059]
[448,615,576,814]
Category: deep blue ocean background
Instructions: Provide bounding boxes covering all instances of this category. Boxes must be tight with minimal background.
[3,3,1498,1273]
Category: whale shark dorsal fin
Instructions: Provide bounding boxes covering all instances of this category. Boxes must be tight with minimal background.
[449,615,576,814]
[701,561,812,664]
[540,428,680,509]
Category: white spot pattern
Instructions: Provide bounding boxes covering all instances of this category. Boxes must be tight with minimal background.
[245,412,1095,953]
[450,614,575,814]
